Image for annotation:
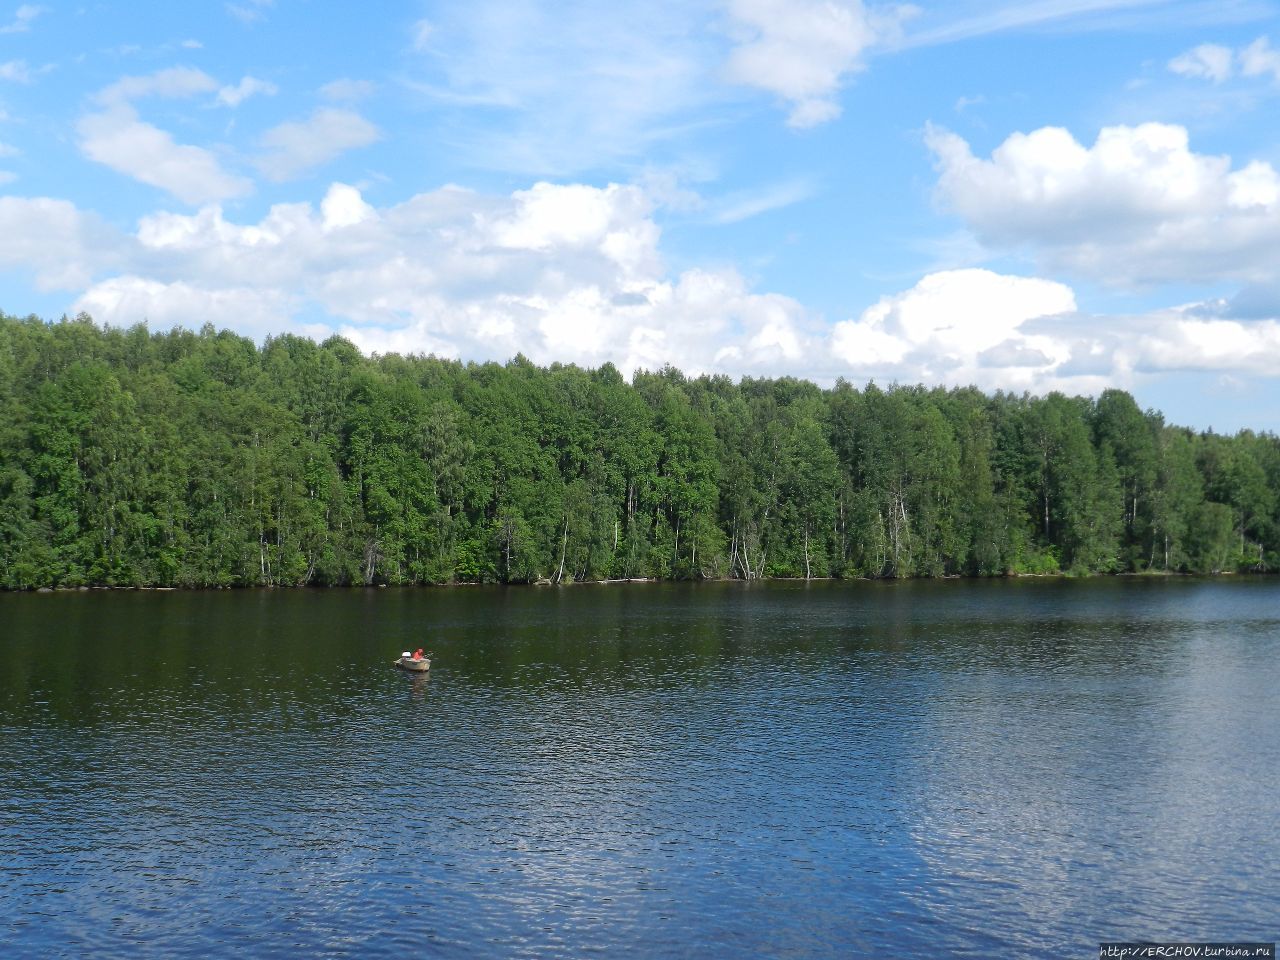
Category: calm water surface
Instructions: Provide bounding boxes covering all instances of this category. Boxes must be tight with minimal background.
[1,579,1277,958]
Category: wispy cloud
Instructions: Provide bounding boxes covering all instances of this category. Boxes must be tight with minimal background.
[1169,42,1235,81]
[1168,35,1280,84]
[319,78,376,102]
[226,0,273,25]
[898,0,1267,50]
[95,66,218,105]
[0,4,44,35]
[255,107,381,181]
[410,17,433,52]
[216,75,278,107]
[404,0,723,175]
[0,59,31,83]
[709,179,816,224]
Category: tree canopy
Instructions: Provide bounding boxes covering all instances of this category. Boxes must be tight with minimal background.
[2,313,1277,588]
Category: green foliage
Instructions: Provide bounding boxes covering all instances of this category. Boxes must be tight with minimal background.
[1,312,1278,588]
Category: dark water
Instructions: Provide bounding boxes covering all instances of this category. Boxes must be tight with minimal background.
[1,579,1277,958]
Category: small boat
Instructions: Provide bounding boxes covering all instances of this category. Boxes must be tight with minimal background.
[394,652,431,672]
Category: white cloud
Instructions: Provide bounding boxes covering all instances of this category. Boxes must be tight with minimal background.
[78,105,253,204]
[77,68,252,204]
[723,0,913,128]
[181,39,204,50]
[900,0,1266,50]
[411,18,434,52]
[1240,36,1280,81]
[319,78,376,102]
[0,60,31,83]
[50,180,814,377]
[927,121,1280,286]
[403,0,1256,170]
[255,108,380,181]
[0,141,18,157]
[74,276,294,338]
[6,175,1280,394]
[0,196,124,290]
[1168,35,1280,84]
[709,178,815,224]
[1169,42,1234,82]
[0,4,44,35]
[828,267,1280,393]
[227,0,273,25]
[830,269,1076,385]
[406,0,720,175]
[1129,311,1280,373]
[216,75,278,107]
[492,182,658,267]
[320,182,376,230]
[95,66,218,104]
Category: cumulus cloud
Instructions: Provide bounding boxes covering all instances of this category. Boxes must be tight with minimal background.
[927,121,1280,286]
[216,75,278,107]
[74,277,295,338]
[1126,312,1280,374]
[255,108,380,181]
[830,269,1077,387]
[6,172,1279,394]
[0,196,125,290]
[47,180,813,377]
[828,268,1280,393]
[77,67,252,204]
[723,0,913,127]
[78,104,252,204]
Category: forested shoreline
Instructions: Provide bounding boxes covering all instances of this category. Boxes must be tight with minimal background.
[1,313,1277,589]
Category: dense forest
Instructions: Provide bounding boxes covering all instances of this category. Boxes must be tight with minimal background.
[1,313,1277,589]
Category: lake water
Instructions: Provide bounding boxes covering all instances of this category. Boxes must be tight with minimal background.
[1,579,1277,958]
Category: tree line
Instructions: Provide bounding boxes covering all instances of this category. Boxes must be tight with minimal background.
[0,313,1276,589]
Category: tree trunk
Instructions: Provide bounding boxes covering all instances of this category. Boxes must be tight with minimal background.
[803,523,811,581]
[555,517,568,583]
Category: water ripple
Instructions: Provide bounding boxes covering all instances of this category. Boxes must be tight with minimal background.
[1,579,1278,957]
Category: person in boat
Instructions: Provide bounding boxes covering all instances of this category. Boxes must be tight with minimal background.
[412,648,425,661]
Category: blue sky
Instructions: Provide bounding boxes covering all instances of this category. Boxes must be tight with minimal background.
[3,0,1280,431]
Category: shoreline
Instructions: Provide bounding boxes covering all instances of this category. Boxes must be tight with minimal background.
[13,568,1269,594]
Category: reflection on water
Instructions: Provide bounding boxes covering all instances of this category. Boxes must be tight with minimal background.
[1,578,1278,958]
